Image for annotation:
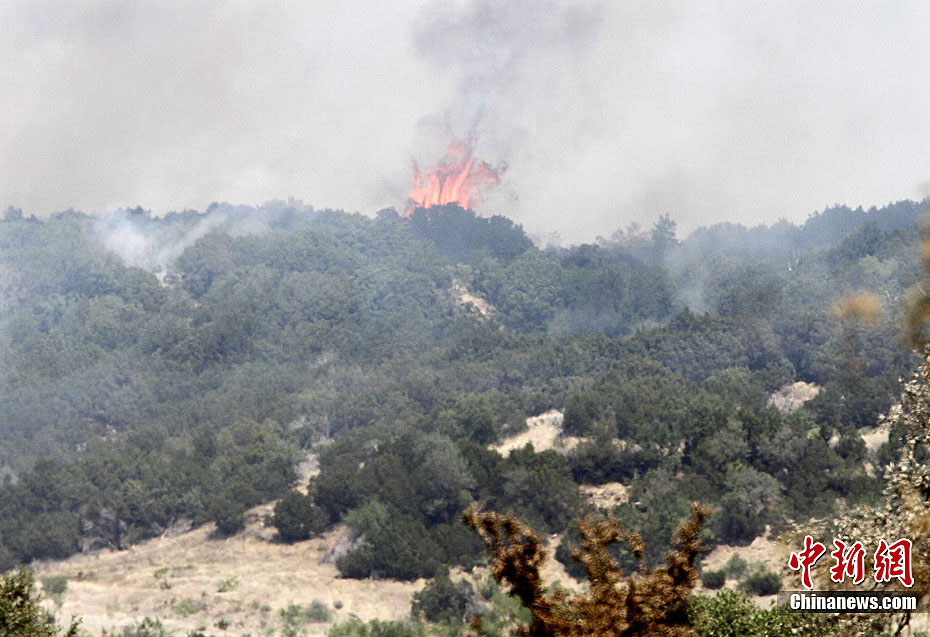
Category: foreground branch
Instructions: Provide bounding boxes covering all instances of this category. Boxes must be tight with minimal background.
[464,503,709,636]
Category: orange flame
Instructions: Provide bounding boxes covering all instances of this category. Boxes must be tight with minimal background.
[407,138,503,215]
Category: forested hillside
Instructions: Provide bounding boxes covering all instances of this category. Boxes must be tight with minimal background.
[0,199,924,582]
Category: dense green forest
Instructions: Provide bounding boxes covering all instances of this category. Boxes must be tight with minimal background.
[0,198,925,583]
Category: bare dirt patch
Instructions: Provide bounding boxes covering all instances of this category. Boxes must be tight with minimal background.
[578,483,629,509]
[701,534,785,577]
[698,531,787,608]
[493,410,566,456]
[451,279,495,318]
[861,426,889,454]
[768,381,821,412]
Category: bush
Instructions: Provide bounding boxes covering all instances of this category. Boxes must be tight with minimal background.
[723,555,748,578]
[701,569,726,590]
[279,603,306,637]
[410,569,476,625]
[562,392,604,436]
[209,497,246,537]
[716,505,766,545]
[273,490,329,542]
[103,617,172,637]
[41,575,68,596]
[171,598,202,617]
[568,435,637,484]
[689,590,798,637]
[305,600,332,623]
[217,576,239,593]
[337,502,442,581]
[739,569,781,596]
[327,618,430,637]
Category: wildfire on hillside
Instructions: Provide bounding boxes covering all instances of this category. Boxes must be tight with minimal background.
[407,137,504,215]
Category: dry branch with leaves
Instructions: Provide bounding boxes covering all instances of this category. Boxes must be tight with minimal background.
[463,502,709,636]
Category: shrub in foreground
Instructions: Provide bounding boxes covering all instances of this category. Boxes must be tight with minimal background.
[0,569,79,637]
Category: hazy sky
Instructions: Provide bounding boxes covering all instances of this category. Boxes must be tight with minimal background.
[3,1,930,242]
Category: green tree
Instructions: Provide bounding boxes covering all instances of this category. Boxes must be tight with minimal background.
[3,206,23,222]
[410,569,476,625]
[337,501,443,581]
[0,569,80,636]
[562,392,604,437]
[273,490,328,542]
[209,496,246,537]
[651,214,678,261]
[500,446,583,534]
[715,465,783,545]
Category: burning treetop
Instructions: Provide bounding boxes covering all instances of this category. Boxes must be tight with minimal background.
[407,138,504,214]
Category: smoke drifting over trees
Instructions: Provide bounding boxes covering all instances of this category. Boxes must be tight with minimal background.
[90,201,317,276]
[3,2,930,241]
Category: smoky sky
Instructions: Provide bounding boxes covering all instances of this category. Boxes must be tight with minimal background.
[3,1,930,243]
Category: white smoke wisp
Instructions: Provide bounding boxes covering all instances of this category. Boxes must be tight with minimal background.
[90,199,317,278]
[92,211,220,277]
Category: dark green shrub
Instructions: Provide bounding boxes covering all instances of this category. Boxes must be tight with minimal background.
[701,569,726,590]
[562,392,604,436]
[428,522,485,567]
[327,618,430,637]
[273,490,328,542]
[209,497,246,537]
[305,600,332,622]
[715,502,766,546]
[337,502,442,580]
[410,569,476,625]
[41,575,68,596]
[739,569,781,596]
[723,555,748,578]
[568,435,636,484]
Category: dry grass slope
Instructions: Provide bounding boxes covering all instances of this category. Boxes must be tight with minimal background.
[33,503,424,636]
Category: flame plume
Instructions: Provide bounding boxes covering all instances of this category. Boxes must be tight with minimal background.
[407,138,503,215]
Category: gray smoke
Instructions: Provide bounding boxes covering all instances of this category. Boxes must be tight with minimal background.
[3,2,930,243]
[91,200,315,276]
[410,0,605,203]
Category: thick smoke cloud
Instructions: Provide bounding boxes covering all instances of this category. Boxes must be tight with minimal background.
[410,0,605,214]
[2,1,930,243]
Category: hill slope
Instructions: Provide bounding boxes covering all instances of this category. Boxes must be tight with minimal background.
[35,503,422,637]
